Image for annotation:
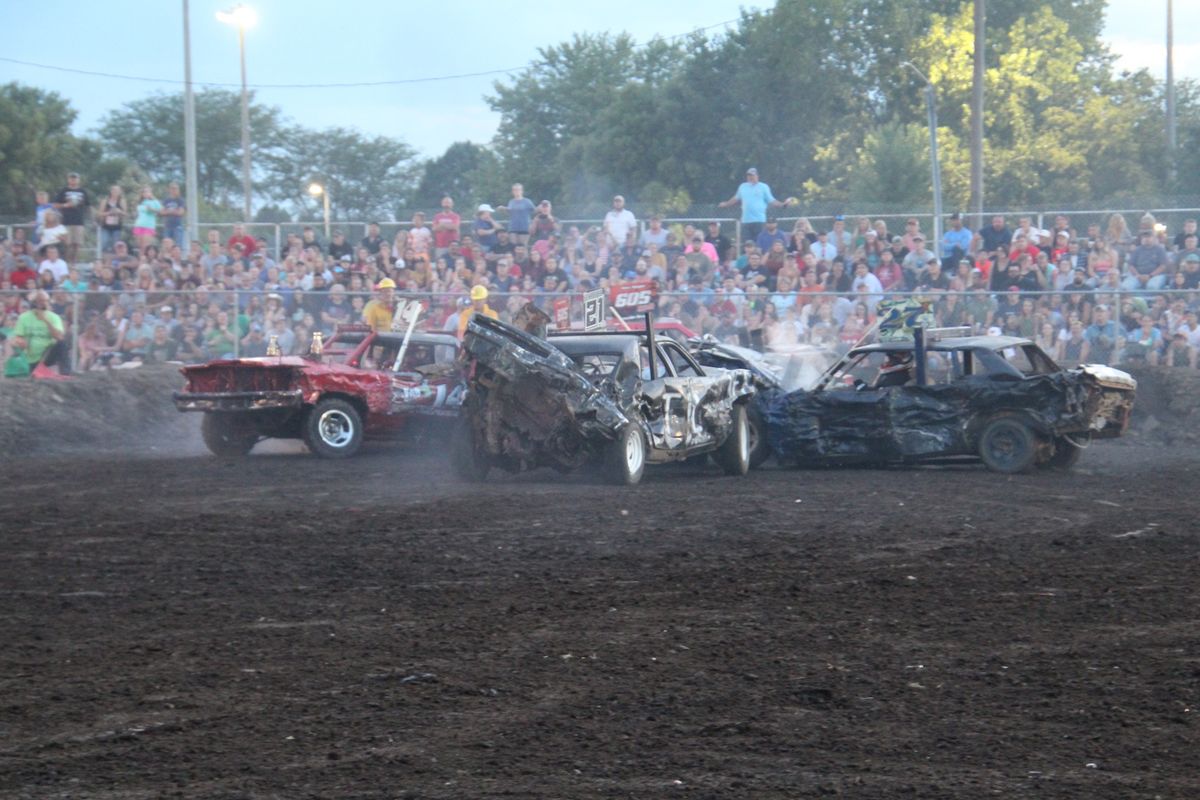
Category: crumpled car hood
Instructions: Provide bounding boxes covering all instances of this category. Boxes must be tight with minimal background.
[462,316,630,470]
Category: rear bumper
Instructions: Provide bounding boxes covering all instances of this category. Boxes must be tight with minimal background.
[174,390,304,412]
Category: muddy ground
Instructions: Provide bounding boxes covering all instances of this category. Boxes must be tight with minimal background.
[1,430,1197,799]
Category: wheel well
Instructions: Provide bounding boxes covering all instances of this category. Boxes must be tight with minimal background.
[970,409,1050,442]
[313,392,369,420]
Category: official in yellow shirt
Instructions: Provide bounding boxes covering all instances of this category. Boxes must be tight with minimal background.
[362,278,397,332]
[457,284,499,339]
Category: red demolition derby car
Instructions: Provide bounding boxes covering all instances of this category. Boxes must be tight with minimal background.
[174,323,463,458]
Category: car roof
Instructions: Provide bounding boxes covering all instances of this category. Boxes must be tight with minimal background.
[550,334,641,359]
[850,335,1034,356]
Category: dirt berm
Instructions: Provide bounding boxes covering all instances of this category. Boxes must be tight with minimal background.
[0,365,192,457]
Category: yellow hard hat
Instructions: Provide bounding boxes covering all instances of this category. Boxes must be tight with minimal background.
[470,285,489,301]
[375,278,396,290]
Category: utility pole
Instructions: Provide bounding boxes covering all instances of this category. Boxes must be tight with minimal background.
[1166,0,1177,187]
[970,0,985,229]
[902,62,944,258]
[182,0,200,245]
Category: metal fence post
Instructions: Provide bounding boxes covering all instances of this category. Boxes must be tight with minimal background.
[735,220,742,253]
[70,293,81,374]
[274,223,281,261]
[233,289,240,358]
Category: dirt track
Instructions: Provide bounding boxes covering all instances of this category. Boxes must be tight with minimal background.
[1,439,1197,799]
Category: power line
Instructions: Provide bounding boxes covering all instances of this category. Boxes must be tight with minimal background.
[0,18,740,91]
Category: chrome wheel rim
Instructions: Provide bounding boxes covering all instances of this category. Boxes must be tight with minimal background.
[625,430,644,473]
[738,415,750,464]
[318,409,354,448]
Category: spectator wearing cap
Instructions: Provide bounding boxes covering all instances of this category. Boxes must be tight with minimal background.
[328,230,353,261]
[640,215,669,249]
[1123,229,1170,291]
[901,235,935,281]
[602,195,636,249]
[474,205,500,251]
[1179,252,1200,289]
[718,167,795,242]
[941,213,972,264]
[810,230,837,262]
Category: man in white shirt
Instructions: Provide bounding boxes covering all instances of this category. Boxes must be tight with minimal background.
[38,245,69,284]
[810,231,837,262]
[603,195,637,248]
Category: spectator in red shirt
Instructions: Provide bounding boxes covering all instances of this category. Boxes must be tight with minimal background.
[10,258,39,291]
[432,196,461,261]
[227,224,257,258]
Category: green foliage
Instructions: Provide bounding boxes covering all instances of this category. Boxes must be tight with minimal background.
[0,83,92,216]
[847,123,933,208]
[261,126,418,222]
[413,141,501,209]
[97,89,286,205]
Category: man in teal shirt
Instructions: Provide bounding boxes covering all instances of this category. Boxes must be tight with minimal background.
[13,290,70,378]
[719,167,794,243]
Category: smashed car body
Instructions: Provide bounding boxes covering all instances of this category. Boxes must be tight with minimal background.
[762,332,1137,473]
[174,324,462,458]
[454,315,758,484]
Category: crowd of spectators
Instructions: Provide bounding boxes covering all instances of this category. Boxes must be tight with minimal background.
[4,170,1200,376]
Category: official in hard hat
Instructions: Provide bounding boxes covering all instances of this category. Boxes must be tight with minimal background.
[363,277,397,332]
[457,284,499,339]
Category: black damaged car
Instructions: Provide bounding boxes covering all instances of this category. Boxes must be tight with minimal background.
[762,330,1137,473]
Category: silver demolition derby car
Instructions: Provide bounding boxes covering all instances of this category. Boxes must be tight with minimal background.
[452,314,761,485]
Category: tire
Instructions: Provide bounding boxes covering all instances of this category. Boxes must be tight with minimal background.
[450,416,490,482]
[201,412,257,457]
[1044,434,1087,470]
[714,403,751,476]
[303,398,363,459]
[978,416,1038,474]
[746,405,770,469]
[605,424,646,486]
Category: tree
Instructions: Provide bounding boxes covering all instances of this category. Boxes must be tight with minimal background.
[413,142,502,209]
[0,83,96,216]
[96,89,286,206]
[487,33,684,201]
[261,126,419,222]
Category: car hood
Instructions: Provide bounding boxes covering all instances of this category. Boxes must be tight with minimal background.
[1075,363,1137,391]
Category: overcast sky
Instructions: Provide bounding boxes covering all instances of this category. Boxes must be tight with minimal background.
[0,0,1195,160]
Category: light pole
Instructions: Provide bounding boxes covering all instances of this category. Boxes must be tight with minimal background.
[308,182,330,241]
[217,4,257,222]
[901,62,944,259]
[182,0,200,246]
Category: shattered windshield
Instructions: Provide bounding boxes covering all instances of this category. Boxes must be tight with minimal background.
[571,352,623,384]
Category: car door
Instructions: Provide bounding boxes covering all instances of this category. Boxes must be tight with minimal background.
[808,350,894,459]
[637,340,708,453]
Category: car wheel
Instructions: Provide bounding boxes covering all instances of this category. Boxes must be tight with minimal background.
[978,417,1038,474]
[450,416,491,482]
[303,398,363,459]
[1045,433,1088,470]
[606,424,646,486]
[746,405,770,468]
[201,413,257,457]
[715,403,751,476]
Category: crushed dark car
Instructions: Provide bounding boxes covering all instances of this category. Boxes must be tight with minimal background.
[453,315,759,485]
[761,330,1137,473]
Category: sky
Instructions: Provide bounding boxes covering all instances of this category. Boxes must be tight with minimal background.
[0,0,1196,161]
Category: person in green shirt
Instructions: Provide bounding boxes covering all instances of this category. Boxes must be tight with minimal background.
[12,290,70,378]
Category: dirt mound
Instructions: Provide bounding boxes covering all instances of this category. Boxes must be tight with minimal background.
[1119,364,1200,445]
[0,365,195,456]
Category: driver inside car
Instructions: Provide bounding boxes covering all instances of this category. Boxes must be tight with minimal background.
[874,351,914,388]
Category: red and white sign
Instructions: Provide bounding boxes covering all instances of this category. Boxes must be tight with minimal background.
[609,278,657,315]
[552,298,571,330]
